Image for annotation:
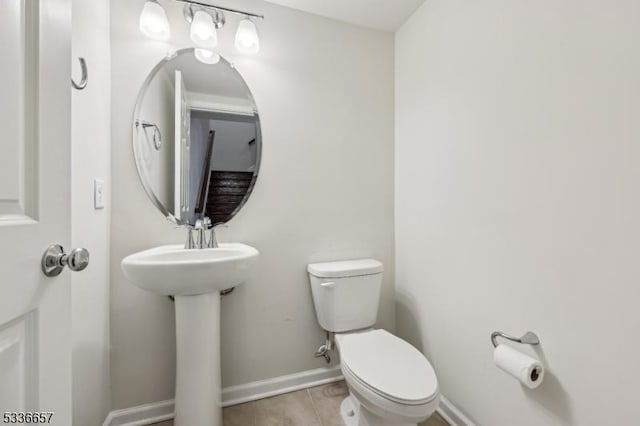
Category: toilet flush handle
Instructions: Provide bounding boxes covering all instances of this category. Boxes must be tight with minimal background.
[320,281,336,289]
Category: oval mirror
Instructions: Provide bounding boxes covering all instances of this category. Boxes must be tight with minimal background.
[133,48,261,226]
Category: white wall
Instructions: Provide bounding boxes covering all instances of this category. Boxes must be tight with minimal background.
[395,1,640,425]
[71,0,111,424]
[206,119,257,172]
[110,0,394,410]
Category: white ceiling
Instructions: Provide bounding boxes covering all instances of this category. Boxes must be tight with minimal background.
[264,0,425,32]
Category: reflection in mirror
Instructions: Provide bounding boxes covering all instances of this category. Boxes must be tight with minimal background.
[133,48,261,226]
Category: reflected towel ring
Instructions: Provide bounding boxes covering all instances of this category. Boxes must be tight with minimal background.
[71,57,88,90]
[136,120,163,151]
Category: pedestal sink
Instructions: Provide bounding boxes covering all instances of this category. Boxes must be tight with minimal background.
[121,243,259,426]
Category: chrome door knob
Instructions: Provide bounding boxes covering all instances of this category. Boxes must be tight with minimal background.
[42,244,90,277]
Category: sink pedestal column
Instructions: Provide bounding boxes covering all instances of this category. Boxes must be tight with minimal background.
[174,293,222,426]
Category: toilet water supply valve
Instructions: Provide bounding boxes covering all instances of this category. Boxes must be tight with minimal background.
[315,332,334,364]
[315,344,331,363]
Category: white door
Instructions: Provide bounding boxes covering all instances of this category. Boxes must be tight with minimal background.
[175,70,190,223]
[0,0,73,424]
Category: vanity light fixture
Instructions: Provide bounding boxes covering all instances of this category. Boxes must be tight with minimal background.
[139,0,264,55]
[235,18,260,55]
[139,0,171,41]
[190,10,218,47]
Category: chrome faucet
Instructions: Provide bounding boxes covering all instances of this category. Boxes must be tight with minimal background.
[185,217,212,249]
[196,217,211,248]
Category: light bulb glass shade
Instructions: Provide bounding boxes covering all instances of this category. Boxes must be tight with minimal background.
[190,11,218,47]
[139,0,170,41]
[194,48,221,65]
[235,18,260,55]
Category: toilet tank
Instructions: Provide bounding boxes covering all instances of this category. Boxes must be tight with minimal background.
[307,259,384,333]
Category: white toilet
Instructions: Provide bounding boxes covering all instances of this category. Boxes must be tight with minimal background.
[308,259,440,426]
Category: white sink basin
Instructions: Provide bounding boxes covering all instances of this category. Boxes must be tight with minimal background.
[121,242,259,426]
[121,243,259,296]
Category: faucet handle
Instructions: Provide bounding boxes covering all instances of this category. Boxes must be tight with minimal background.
[207,222,227,248]
[184,225,195,249]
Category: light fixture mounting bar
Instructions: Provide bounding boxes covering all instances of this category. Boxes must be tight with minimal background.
[175,0,264,20]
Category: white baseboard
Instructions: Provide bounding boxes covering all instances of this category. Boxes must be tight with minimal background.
[222,365,343,407]
[102,399,174,426]
[437,395,476,426]
[103,366,343,426]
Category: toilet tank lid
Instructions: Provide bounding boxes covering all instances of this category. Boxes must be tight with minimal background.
[308,259,383,278]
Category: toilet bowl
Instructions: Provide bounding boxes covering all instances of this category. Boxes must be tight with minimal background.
[336,329,439,426]
[308,259,440,426]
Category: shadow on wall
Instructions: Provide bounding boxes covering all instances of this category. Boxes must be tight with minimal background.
[527,346,576,425]
[394,290,430,356]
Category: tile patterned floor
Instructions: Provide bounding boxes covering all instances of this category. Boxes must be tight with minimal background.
[152,380,449,426]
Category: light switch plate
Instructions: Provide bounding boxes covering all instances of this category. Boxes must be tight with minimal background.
[94,179,105,209]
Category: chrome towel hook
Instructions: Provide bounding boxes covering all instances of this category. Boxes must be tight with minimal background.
[71,57,88,90]
[491,331,540,348]
[135,120,163,151]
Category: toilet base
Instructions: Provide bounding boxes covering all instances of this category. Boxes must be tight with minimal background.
[340,395,359,426]
[340,395,417,426]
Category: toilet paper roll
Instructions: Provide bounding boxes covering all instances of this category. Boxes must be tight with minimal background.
[493,344,544,389]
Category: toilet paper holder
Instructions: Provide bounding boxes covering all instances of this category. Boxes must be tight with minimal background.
[491,331,540,348]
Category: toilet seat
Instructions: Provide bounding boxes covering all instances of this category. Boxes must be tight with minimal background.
[338,329,438,406]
